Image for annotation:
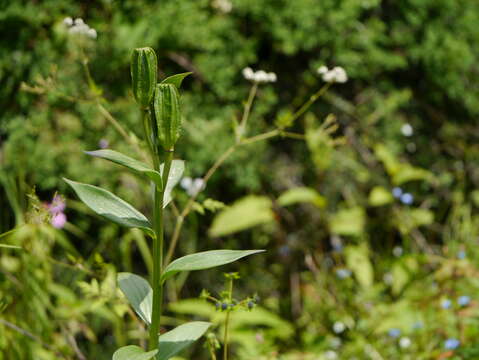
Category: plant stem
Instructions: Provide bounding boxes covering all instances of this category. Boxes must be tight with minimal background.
[223,277,234,360]
[236,83,258,143]
[149,150,174,351]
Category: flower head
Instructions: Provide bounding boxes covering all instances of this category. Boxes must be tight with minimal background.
[180,177,205,196]
[444,338,460,350]
[392,187,403,198]
[318,66,348,83]
[335,268,352,279]
[399,337,411,349]
[388,328,401,338]
[401,123,413,137]
[242,67,277,83]
[441,299,452,309]
[333,321,346,334]
[458,295,471,307]
[63,17,97,39]
[51,212,67,229]
[400,193,414,205]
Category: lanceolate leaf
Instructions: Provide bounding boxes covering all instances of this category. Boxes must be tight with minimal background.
[161,72,192,88]
[85,149,163,189]
[64,178,152,233]
[112,345,157,360]
[117,272,152,324]
[161,249,264,283]
[161,160,184,208]
[157,321,211,360]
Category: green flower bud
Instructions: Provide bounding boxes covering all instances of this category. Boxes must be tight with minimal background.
[153,83,181,151]
[130,47,157,108]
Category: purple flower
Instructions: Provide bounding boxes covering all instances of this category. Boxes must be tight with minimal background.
[99,138,109,149]
[444,338,460,350]
[392,187,403,198]
[51,212,67,229]
[49,195,66,214]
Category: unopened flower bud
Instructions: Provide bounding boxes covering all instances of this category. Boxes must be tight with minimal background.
[130,47,157,108]
[153,83,181,151]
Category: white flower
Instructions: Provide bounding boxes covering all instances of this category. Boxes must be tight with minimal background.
[333,321,346,334]
[180,177,205,196]
[63,17,73,26]
[383,272,394,285]
[393,246,403,257]
[401,123,413,137]
[212,0,233,13]
[399,337,411,349]
[324,350,338,360]
[317,65,348,83]
[242,67,277,83]
[63,16,97,40]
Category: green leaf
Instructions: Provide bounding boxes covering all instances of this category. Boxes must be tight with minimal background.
[344,244,374,287]
[117,272,152,324]
[160,72,192,88]
[112,345,157,360]
[161,249,264,283]
[209,196,274,237]
[0,243,22,249]
[329,207,365,236]
[277,187,326,208]
[85,149,163,189]
[64,178,152,233]
[368,186,394,206]
[161,160,184,208]
[157,321,211,360]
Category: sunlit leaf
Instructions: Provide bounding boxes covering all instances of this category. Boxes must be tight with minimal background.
[368,186,394,206]
[157,321,211,360]
[160,72,192,88]
[86,149,162,189]
[64,178,152,234]
[209,196,274,237]
[161,249,264,283]
[117,272,152,324]
[277,187,326,208]
[161,160,184,208]
[112,345,157,360]
[329,207,365,236]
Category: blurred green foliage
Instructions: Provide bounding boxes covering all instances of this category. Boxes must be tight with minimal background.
[2,0,479,359]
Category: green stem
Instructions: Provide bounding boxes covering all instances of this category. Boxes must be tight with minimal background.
[149,150,174,351]
[223,277,234,360]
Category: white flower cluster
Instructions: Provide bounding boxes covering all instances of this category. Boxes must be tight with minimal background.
[317,65,348,83]
[63,17,97,39]
[212,0,233,13]
[242,67,277,83]
[180,177,205,197]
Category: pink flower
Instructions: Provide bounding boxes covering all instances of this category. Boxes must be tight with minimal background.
[49,195,66,214]
[51,212,67,229]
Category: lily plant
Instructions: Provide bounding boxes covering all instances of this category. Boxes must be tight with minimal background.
[64,47,263,360]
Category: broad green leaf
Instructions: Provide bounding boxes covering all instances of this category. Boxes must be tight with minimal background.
[161,249,264,283]
[368,186,394,206]
[161,160,184,208]
[157,321,211,360]
[344,244,373,287]
[117,272,152,324]
[277,187,326,208]
[86,149,163,189]
[64,178,152,233]
[160,72,192,88]
[112,345,157,360]
[329,207,365,236]
[209,196,274,237]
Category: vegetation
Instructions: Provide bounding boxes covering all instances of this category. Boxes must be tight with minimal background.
[2,1,479,359]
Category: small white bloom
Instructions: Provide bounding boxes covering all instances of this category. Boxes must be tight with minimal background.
[317,65,328,74]
[399,337,411,349]
[243,67,277,83]
[401,123,413,137]
[242,67,254,81]
[383,272,394,285]
[393,246,403,257]
[332,66,348,83]
[87,28,97,39]
[333,321,346,334]
[63,17,73,26]
[212,0,233,13]
[324,350,338,360]
[74,18,84,25]
[180,177,193,190]
[181,177,205,196]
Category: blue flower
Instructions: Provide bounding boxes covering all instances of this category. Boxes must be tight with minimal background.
[441,299,452,309]
[392,187,403,198]
[400,193,414,205]
[458,295,471,307]
[388,328,401,338]
[457,250,466,259]
[444,338,460,350]
[335,269,352,279]
[412,321,423,330]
